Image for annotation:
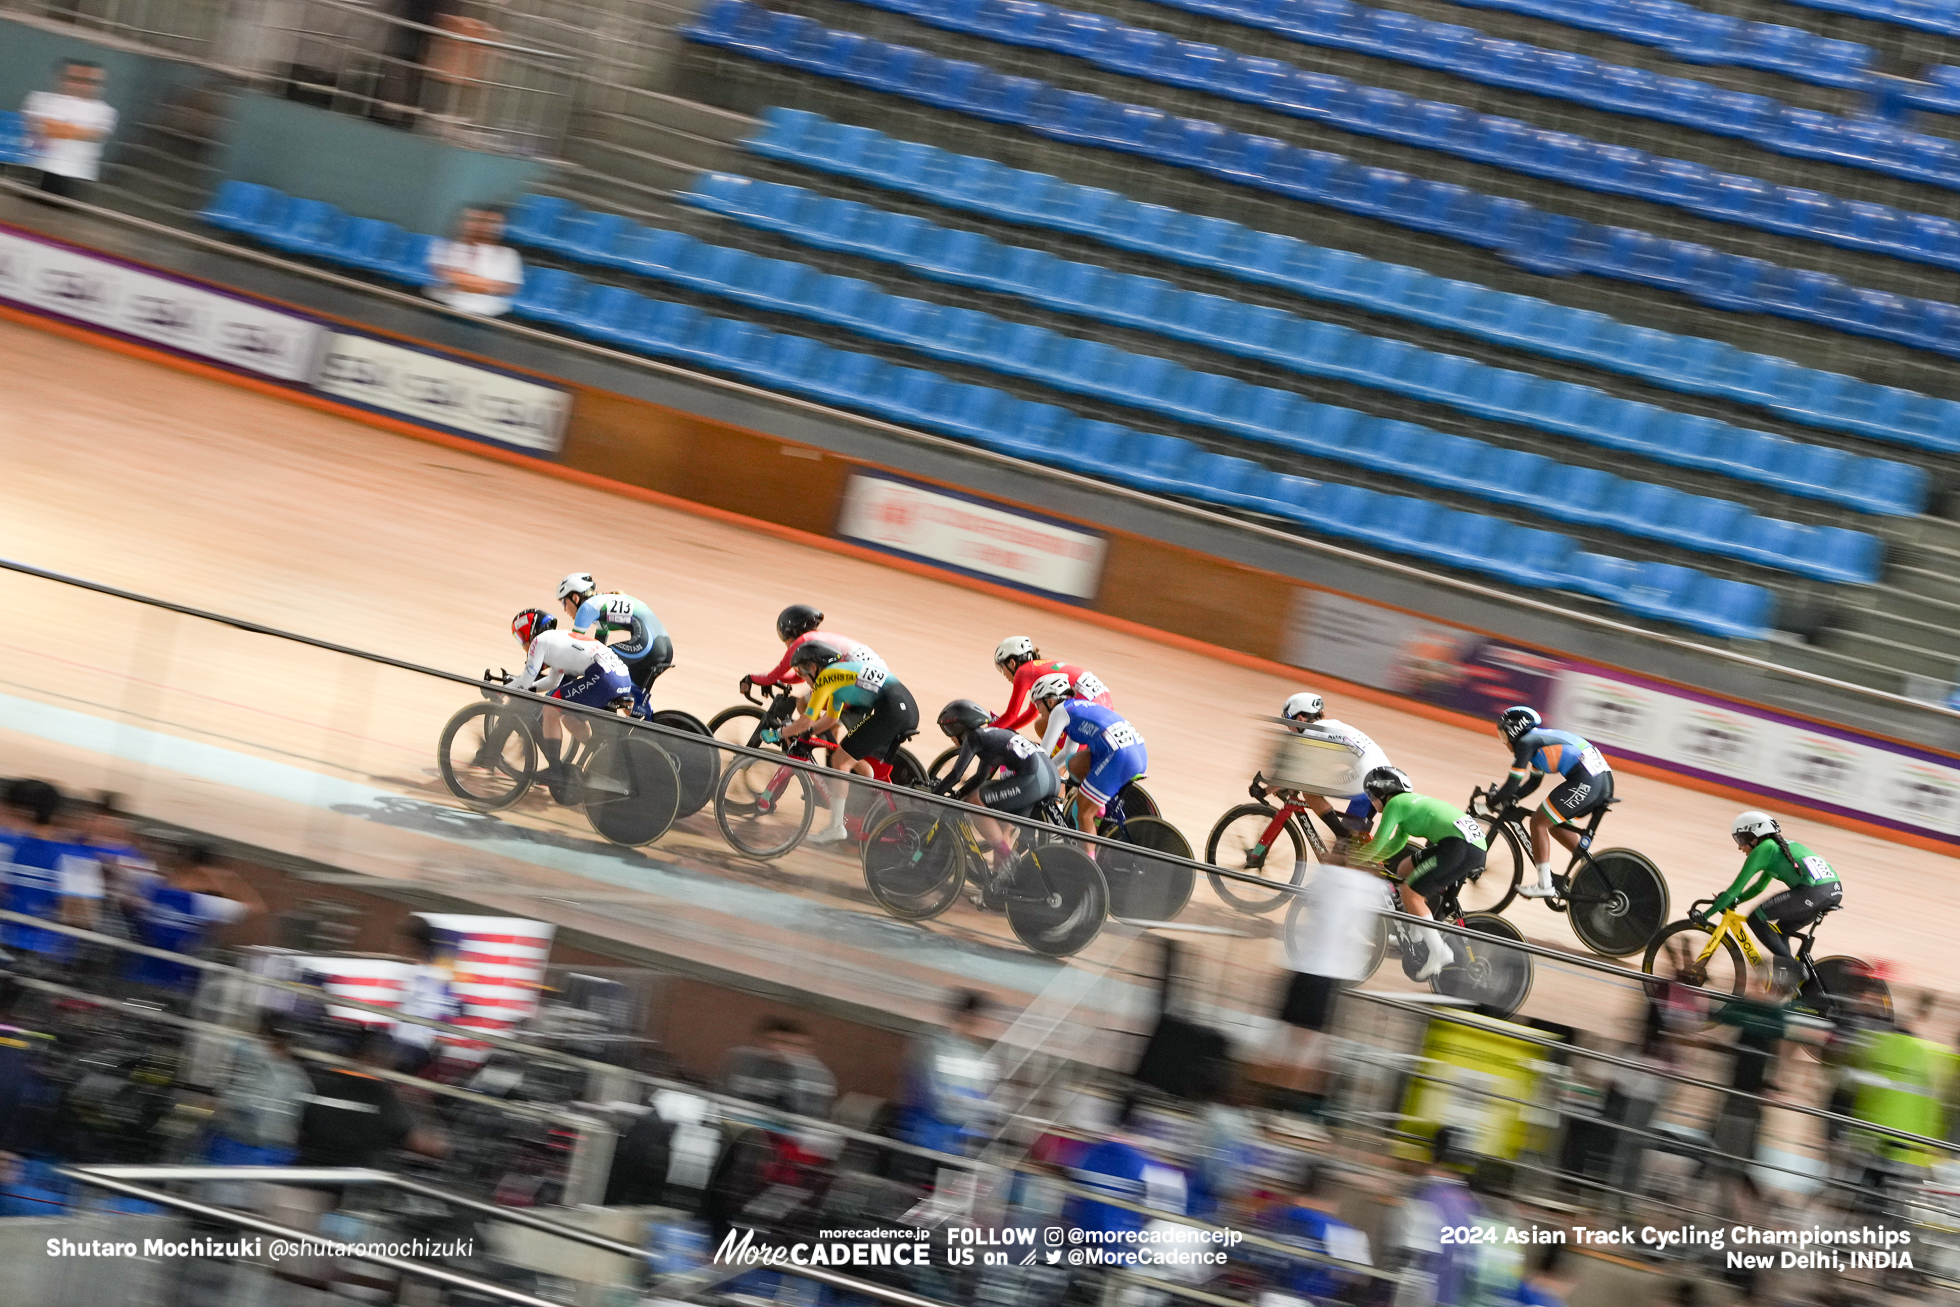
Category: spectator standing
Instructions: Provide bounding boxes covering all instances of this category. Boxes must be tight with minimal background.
[119,833,263,996]
[0,969,56,1216]
[426,206,523,317]
[1256,1157,1372,1303]
[896,989,1000,1157]
[1704,972,1788,1191]
[207,1013,312,1168]
[723,1015,837,1120]
[1845,996,1955,1196]
[1064,1095,1189,1241]
[1,781,104,966]
[394,917,461,1076]
[21,61,117,200]
[1262,859,1381,1131]
[1384,1126,1483,1307]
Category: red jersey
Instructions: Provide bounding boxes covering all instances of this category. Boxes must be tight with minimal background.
[994,659,1111,732]
[750,631,882,687]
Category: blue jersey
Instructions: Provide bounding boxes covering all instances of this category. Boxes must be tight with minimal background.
[1041,700,1143,764]
[571,591,667,661]
[125,885,244,990]
[1064,1137,1186,1239]
[1510,728,1608,779]
[1260,1203,1369,1301]
[2,837,102,961]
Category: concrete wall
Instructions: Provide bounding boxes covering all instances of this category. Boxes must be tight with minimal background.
[216,92,551,234]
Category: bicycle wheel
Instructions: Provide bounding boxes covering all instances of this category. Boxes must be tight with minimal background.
[1005,846,1108,957]
[647,710,717,819]
[926,746,962,785]
[581,737,681,847]
[709,704,767,750]
[437,702,538,811]
[1642,920,1747,999]
[715,753,816,860]
[1462,820,1524,916]
[1282,878,1390,985]
[888,747,928,790]
[861,810,970,921]
[1813,956,1892,1022]
[1098,816,1195,921]
[1434,914,1532,1019]
[1565,849,1669,958]
[1117,782,1159,818]
[1204,803,1311,915]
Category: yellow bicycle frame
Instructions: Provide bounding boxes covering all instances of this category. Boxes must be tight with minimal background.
[1696,908,1766,968]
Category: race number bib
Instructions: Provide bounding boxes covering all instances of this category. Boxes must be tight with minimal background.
[595,646,628,675]
[1579,745,1607,775]
[1006,735,1037,760]
[1075,671,1109,701]
[604,596,635,625]
[855,663,888,692]
[1454,816,1485,843]
[1102,722,1141,750]
[1801,854,1838,884]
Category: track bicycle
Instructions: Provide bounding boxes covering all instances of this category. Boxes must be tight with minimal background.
[1642,897,1889,1025]
[1466,787,1668,958]
[859,796,1109,957]
[1284,848,1535,1019]
[712,685,927,860]
[1205,776,1345,915]
[927,744,1161,818]
[1069,785,1194,922]
[435,677,682,848]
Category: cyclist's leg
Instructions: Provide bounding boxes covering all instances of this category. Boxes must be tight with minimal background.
[1522,772,1610,896]
[1748,883,1840,964]
[1077,744,1145,839]
[1399,843,1470,979]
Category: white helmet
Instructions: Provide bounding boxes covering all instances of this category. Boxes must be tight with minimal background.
[556,572,597,603]
[1732,811,1780,842]
[1029,672,1073,703]
[1283,692,1324,722]
[994,635,1037,668]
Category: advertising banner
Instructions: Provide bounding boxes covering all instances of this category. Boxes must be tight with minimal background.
[1284,589,1960,846]
[836,471,1107,602]
[0,225,323,381]
[313,330,570,454]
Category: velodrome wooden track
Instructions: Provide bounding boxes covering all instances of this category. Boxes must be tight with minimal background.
[1,317,1951,1041]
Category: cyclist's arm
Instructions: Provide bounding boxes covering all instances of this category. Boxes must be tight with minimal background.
[1711,844,1778,913]
[750,642,804,688]
[994,670,1037,733]
[1353,801,1409,865]
[936,740,979,796]
[571,596,605,638]
[1039,706,1072,757]
[512,642,556,693]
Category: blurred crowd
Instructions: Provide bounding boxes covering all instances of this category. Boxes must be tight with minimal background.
[0,774,1957,1305]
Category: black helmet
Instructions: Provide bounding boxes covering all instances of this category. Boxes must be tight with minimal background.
[937,699,990,740]
[777,604,824,643]
[1362,765,1412,804]
[789,636,846,674]
[1498,705,1542,742]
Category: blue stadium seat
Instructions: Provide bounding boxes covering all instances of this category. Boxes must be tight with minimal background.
[1563,551,1641,602]
[198,180,276,232]
[264,198,347,257]
[1676,578,1774,640]
[506,193,574,247]
[511,268,588,326]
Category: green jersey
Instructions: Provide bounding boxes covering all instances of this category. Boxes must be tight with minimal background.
[1713,839,1838,913]
[1357,793,1488,864]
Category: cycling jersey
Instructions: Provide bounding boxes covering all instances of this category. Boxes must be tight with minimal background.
[515,630,629,696]
[1042,701,1147,807]
[570,591,668,662]
[125,884,248,990]
[750,631,884,688]
[1357,793,1488,865]
[1312,718,1391,794]
[1493,728,1609,803]
[941,725,1048,794]
[2,835,104,961]
[994,659,1111,733]
[1713,839,1841,913]
[802,659,890,722]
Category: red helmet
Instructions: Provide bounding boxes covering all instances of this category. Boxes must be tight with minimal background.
[511,608,556,647]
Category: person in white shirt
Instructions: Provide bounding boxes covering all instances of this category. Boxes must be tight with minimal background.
[426,206,524,317]
[22,61,117,200]
[1260,692,1393,841]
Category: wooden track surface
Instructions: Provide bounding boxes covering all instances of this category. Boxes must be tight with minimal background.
[1,317,1948,1009]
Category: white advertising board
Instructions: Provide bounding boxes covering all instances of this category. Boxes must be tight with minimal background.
[836,472,1106,602]
[0,226,323,380]
[313,331,570,453]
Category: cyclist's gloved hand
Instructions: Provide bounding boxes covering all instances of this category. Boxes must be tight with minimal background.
[739,674,756,698]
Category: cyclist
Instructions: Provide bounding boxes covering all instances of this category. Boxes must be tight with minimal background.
[1706,812,1843,998]
[990,636,1110,736]
[780,638,918,844]
[1350,766,1486,983]
[1482,706,1613,900]
[510,607,635,802]
[557,572,672,718]
[743,604,884,695]
[1033,674,1146,838]
[1258,692,1392,841]
[933,699,1062,899]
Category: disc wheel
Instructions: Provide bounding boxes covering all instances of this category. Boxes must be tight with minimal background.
[437,702,538,811]
[1117,782,1159,819]
[1100,816,1195,921]
[1462,819,1524,915]
[1433,913,1532,1019]
[1643,920,1748,1002]
[715,752,816,860]
[1565,849,1668,958]
[1004,846,1108,957]
[861,810,970,921]
[581,736,681,847]
[1204,803,1313,915]
[1813,956,1892,1022]
[647,710,717,818]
